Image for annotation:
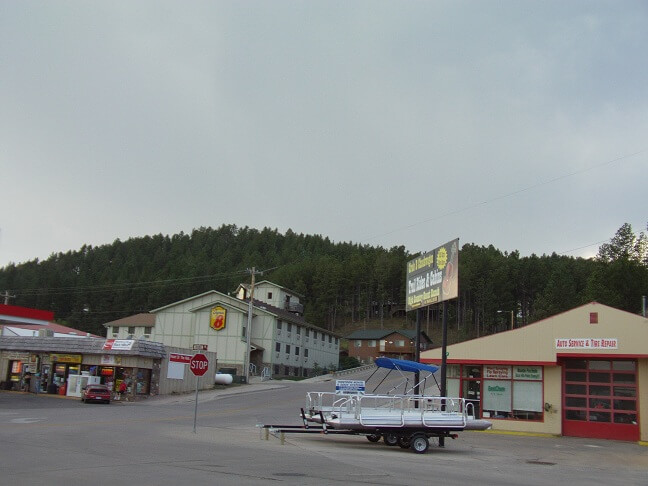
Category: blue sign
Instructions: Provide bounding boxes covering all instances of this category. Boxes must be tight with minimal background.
[335,380,365,395]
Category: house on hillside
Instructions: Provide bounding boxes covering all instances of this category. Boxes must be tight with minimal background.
[104,313,156,340]
[345,329,432,364]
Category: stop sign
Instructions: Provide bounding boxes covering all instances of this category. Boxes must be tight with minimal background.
[190,353,209,376]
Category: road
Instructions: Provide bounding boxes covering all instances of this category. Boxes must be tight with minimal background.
[1,373,647,486]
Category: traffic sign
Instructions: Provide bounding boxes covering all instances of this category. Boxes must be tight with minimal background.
[190,353,209,376]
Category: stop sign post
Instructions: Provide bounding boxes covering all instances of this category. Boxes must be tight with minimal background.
[190,353,209,432]
[190,353,209,376]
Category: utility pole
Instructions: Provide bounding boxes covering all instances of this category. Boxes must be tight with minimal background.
[244,267,262,384]
[2,290,16,305]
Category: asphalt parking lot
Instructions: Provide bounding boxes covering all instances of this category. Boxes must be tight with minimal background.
[1,384,647,486]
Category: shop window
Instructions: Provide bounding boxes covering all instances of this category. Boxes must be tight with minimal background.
[480,365,544,421]
[135,369,151,395]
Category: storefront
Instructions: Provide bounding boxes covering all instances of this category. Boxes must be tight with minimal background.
[421,302,648,442]
[0,336,166,399]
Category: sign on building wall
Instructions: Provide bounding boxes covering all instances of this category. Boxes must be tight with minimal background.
[484,365,512,379]
[50,353,82,363]
[210,305,227,331]
[167,353,192,380]
[406,238,459,311]
[555,338,618,350]
[103,339,135,351]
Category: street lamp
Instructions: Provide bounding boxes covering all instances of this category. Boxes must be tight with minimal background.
[497,310,514,330]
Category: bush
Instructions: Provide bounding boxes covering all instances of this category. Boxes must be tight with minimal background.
[338,356,361,370]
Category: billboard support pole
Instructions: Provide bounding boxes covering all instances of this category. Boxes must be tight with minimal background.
[414,308,422,400]
[439,300,448,447]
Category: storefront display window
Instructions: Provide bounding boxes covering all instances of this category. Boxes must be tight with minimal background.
[452,364,544,421]
[481,365,543,420]
[135,369,151,395]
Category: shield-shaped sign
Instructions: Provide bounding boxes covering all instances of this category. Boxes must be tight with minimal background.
[210,305,227,331]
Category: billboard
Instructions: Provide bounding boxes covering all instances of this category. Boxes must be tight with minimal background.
[406,238,459,311]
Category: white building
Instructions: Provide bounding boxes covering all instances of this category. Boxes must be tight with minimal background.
[105,281,340,379]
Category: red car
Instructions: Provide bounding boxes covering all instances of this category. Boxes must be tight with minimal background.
[81,385,111,404]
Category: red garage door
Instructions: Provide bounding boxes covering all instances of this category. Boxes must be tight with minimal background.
[562,359,639,441]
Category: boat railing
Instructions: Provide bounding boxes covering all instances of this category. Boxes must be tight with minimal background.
[307,391,475,427]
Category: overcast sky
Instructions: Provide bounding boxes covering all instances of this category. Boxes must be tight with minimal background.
[1,1,647,269]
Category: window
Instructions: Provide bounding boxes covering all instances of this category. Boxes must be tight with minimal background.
[313,331,317,340]
[295,346,300,356]
[268,292,273,299]
[368,340,376,347]
[305,329,310,337]
[242,326,246,338]
[277,321,282,330]
[304,349,309,358]
[396,340,405,347]
[127,326,135,335]
[328,335,332,343]
[287,323,292,332]
[296,326,301,335]
[354,340,362,348]
[479,365,544,421]
[274,365,280,375]
[335,338,338,345]
[275,343,281,352]
[285,344,291,354]
[144,326,152,335]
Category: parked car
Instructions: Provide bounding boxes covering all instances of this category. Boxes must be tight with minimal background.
[81,385,111,404]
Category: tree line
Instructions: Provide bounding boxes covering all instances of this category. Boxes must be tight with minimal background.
[0,223,646,338]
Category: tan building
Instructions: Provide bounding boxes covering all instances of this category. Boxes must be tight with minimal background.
[421,302,648,442]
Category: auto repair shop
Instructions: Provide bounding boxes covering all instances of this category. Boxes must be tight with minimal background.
[421,302,648,442]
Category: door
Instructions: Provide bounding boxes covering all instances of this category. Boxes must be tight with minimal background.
[562,359,639,441]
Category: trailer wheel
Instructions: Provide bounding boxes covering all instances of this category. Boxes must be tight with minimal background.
[366,434,381,443]
[410,434,429,454]
[397,436,411,448]
[383,433,398,446]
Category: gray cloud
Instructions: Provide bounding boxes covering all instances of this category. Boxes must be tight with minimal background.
[1,1,646,267]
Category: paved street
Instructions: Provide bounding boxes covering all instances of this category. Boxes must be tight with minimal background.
[1,377,647,486]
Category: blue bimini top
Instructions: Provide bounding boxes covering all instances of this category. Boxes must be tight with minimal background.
[374,357,439,374]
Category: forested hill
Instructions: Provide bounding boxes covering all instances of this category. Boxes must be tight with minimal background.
[1,223,646,338]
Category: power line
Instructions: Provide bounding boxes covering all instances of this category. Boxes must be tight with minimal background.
[360,149,646,244]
